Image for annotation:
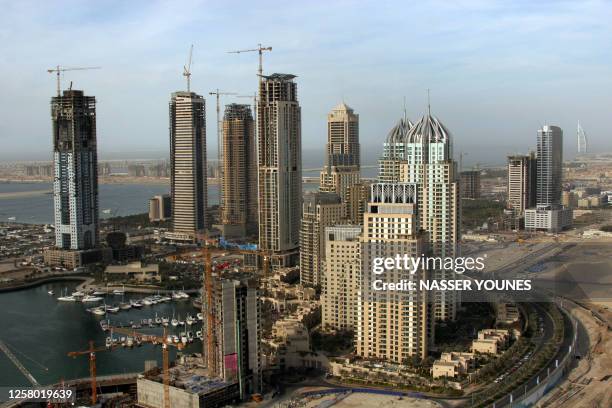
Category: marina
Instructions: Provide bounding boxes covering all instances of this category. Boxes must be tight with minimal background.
[0,280,203,387]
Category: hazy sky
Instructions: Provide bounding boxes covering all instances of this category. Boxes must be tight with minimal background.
[1,0,610,165]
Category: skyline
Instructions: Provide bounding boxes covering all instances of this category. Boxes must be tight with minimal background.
[1,0,611,164]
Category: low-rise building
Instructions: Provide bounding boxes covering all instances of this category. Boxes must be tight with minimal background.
[104,261,161,282]
[471,329,509,354]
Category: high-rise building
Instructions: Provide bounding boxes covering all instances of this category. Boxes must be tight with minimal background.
[257,74,302,268]
[169,91,207,238]
[460,170,481,199]
[322,224,361,331]
[299,192,345,286]
[399,113,460,321]
[320,103,360,210]
[378,116,413,183]
[536,125,563,209]
[506,153,537,217]
[205,276,261,396]
[525,125,572,232]
[148,194,171,222]
[51,89,99,250]
[358,183,430,362]
[346,181,371,225]
[221,104,257,238]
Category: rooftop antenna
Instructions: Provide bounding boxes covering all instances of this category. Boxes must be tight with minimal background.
[403,96,407,122]
[427,88,431,116]
[183,44,193,92]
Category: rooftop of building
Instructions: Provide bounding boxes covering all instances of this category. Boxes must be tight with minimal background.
[406,113,451,144]
[263,73,297,81]
[143,360,234,396]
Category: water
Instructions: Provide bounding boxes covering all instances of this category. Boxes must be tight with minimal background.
[0,182,220,225]
[0,281,203,387]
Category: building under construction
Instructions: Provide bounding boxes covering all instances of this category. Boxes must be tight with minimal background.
[202,272,261,399]
[137,355,240,408]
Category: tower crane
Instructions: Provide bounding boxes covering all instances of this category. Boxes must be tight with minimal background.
[227,43,272,79]
[68,340,118,405]
[208,89,238,207]
[109,326,184,408]
[183,44,194,92]
[46,66,101,96]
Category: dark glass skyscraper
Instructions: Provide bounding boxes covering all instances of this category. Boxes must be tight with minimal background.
[51,89,98,250]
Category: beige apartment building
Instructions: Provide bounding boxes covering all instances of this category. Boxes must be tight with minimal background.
[220,104,257,238]
[257,74,302,268]
[357,183,430,362]
[299,192,345,286]
[321,225,362,331]
[169,91,207,237]
[320,103,361,217]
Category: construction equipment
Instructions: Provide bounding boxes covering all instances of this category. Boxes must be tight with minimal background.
[208,89,238,207]
[110,326,183,408]
[183,44,194,92]
[47,66,101,96]
[68,340,117,405]
[227,44,272,79]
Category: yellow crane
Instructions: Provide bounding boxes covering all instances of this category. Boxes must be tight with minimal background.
[67,340,117,405]
[46,66,101,96]
[110,326,184,408]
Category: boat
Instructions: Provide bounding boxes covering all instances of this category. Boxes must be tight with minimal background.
[172,291,182,300]
[71,291,85,298]
[171,318,179,327]
[58,295,76,302]
[186,331,194,343]
[105,337,113,348]
[171,335,179,344]
[119,302,131,310]
[196,312,203,321]
[47,290,54,295]
[142,298,153,306]
[166,335,173,344]
[106,305,120,313]
[178,317,185,326]
[113,286,125,296]
[126,337,134,347]
[196,330,202,340]
[186,315,194,326]
[161,316,169,326]
[82,295,103,303]
[160,295,171,302]
[130,300,143,308]
[92,307,106,316]
[154,313,161,325]
[92,290,106,296]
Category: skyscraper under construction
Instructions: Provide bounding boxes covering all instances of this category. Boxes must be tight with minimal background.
[169,91,207,238]
[257,74,302,268]
[221,103,257,238]
[51,89,99,250]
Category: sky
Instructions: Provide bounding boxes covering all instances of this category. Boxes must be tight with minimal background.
[0,0,611,166]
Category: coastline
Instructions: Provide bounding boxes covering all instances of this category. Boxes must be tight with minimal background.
[0,176,220,185]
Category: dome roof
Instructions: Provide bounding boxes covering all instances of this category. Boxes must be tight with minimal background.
[385,117,414,145]
[406,114,451,144]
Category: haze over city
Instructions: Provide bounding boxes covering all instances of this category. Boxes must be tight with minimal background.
[1,0,611,164]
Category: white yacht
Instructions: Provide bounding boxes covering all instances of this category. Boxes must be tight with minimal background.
[82,295,103,303]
